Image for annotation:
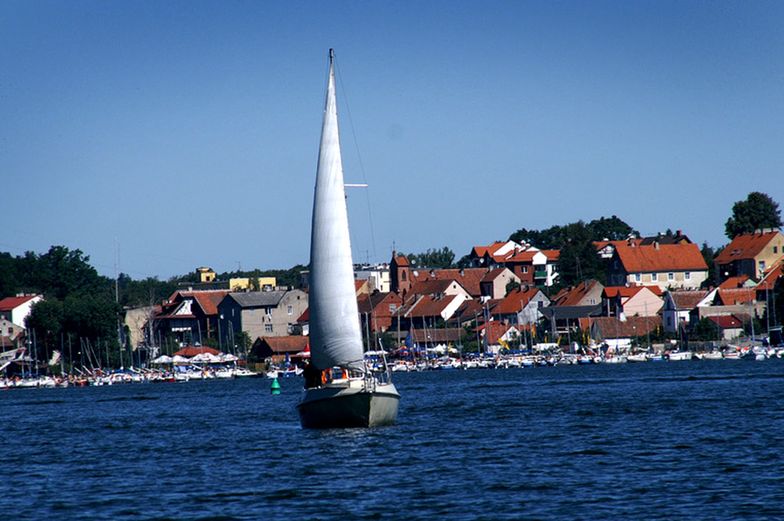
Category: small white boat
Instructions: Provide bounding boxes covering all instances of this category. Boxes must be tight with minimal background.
[667,351,693,361]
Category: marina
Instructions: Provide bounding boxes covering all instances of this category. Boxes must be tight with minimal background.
[3,342,783,390]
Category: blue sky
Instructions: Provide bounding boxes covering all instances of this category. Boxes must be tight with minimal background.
[2,1,783,279]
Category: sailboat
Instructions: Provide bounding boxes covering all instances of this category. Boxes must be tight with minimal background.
[296,49,400,429]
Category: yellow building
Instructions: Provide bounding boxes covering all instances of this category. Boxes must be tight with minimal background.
[229,277,277,291]
[196,267,216,283]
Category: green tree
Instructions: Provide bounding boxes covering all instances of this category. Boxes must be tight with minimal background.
[725,192,782,239]
[510,216,637,250]
[510,225,567,250]
[455,254,473,269]
[557,221,606,286]
[406,247,455,269]
[26,298,65,360]
[117,274,178,308]
[587,215,638,241]
[691,317,720,341]
[700,242,719,287]
[63,293,122,348]
[35,246,109,300]
[0,252,21,297]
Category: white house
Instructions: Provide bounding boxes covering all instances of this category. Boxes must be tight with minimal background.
[0,294,44,328]
[662,289,714,333]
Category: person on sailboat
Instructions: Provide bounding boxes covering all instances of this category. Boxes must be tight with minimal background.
[302,361,321,389]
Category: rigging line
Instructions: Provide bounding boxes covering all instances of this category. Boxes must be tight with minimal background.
[333,53,378,262]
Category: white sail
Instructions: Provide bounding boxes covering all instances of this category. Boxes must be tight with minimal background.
[308,50,365,371]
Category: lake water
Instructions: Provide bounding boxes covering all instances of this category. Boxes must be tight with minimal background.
[2,361,784,520]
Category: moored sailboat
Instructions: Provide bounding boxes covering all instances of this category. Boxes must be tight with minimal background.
[296,50,400,429]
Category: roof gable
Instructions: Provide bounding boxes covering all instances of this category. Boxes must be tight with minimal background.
[615,243,708,273]
[668,290,709,310]
[715,230,783,264]
[493,287,545,315]
[0,295,39,311]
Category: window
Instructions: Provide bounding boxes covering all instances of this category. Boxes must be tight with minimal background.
[522,266,528,273]
[651,273,658,282]
[668,272,674,281]
[774,246,779,254]
[266,307,272,318]
[759,260,766,273]
[685,272,691,280]
[634,273,641,282]
[389,304,397,313]
[287,305,293,315]
[265,324,273,333]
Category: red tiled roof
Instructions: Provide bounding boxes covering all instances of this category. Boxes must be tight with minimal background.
[615,243,708,272]
[411,268,487,297]
[455,299,484,320]
[168,290,230,316]
[258,336,309,353]
[357,292,401,314]
[476,321,515,345]
[603,286,646,299]
[480,267,510,283]
[493,287,543,315]
[506,250,537,263]
[715,230,782,264]
[716,288,756,306]
[669,290,708,309]
[552,280,603,307]
[173,346,221,357]
[296,308,309,323]
[540,250,560,261]
[394,254,410,266]
[407,295,460,318]
[719,275,750,289]
[591,315,661,338]
[757,261,784,291]
[707,315,744,328]
[0,295,38,311]
[411,279,457,296]
[472,242,508,258]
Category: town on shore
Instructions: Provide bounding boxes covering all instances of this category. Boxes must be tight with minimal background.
[2,194,783,388]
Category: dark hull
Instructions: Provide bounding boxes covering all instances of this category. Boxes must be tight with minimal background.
[297,383,400,429]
